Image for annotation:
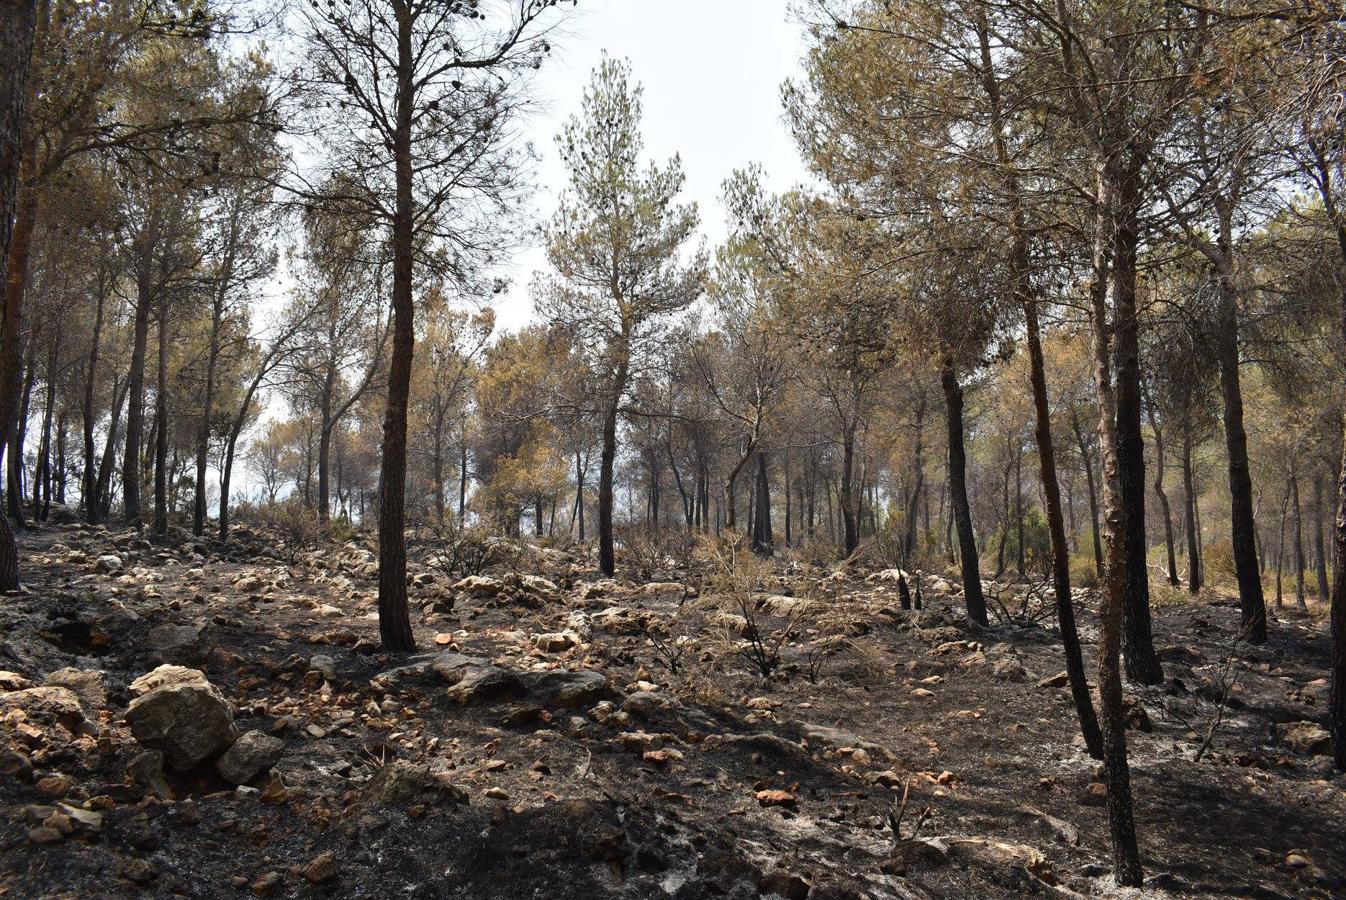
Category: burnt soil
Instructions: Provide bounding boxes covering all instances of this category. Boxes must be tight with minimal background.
[0,518,1342,899]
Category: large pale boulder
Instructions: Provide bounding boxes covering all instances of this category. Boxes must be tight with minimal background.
[125,666,238,770]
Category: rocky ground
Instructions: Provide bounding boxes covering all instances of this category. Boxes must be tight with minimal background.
[0,515,1342,899]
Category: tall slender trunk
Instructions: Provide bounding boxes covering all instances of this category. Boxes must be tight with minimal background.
[903,394,926,560]
[1291,471,1306,610]
[839,417,859,557]
[1182,416,1202,593]
[81,276,107,523]
[152,291,169,536]
[941,355,986,626]
[597,375,623,575]
[1113,160,1163,685]
[317,419,332,522]
[376,0,418,653]
[1073,408,1104,577]
[1144,388,1179,585]
[1275,490,1287,608]
[193,251,231,536]
[0,0,37,590]
[458,432,467,522]
[95,376,126,520]
[1024,286,1103,759]
[122,243,156,526]
[1087,161,1143,884]
[1214,264,1266,642]
[1315,474,1329,601]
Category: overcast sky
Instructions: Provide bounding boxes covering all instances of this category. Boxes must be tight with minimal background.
[494,0,814,330]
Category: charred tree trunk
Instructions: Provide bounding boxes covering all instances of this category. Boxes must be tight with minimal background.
[1024,286,1104,759]
[1292,471,1306,610]
[597,384,623,575]
[1072,408,1105,578]
[1315,474,1329,601]
[376,3,418,653]
[751,451,773,556]
[122,245,156,527]
[1112,163,1163,686]
[151,291,170,536]
[1144,388,1179,586]
[941,355,986,626]
[0,0,36,590]
[1214,269,1266,642]
[1088,162,1143,883]
[1182,417,1202,594]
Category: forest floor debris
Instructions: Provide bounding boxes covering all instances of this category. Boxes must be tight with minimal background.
[0,520,1342,898]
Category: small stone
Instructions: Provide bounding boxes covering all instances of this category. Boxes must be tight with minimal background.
[35,774,73,798]
[0,670,33,691]
[306,724,327,738]
[250,870,284,896]
[128,749,173,800]
[643,748,683,765]
[911,688,935,699]
[1285,851,1313,869]
[302,851,339,884]
[28,826,63,845]
[483,787,510,800]
[755,789,796,807]
[120,858,156,884]
[94,554,123,574]
[1036,671,1069,689]
[308,655,337,681]
[1081,782,1108,805]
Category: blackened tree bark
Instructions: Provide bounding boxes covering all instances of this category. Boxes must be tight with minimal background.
[0,0,35,590]
[376,0,417,652]
[597,353,629,576]
[1315,474,1329,601]
[1071,407,1105,577]
[839,416,859,558]
[122,213,161,527]
[1143,384,1179,586]
[751,451,773,556]
[902,391,926,561]
[192,232,234,537]
[1086,166,1143,883]
[151,290,171,536]
[1213,268,1266,642]
[1291,470,1306,609]
[1182,417,1202,593]
[1112,162,1164,685]
[941,354,986,626]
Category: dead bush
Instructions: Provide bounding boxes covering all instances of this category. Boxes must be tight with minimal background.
[616,524,693,580]
[422,518,521,580]
[697,537,806,683]
[252,499,329,563]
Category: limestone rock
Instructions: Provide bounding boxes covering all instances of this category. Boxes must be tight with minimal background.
[94,554,123,574]
[125,667,238,770]
[1278,721,1330,755]
[144,623,202,651]
[0,686,90,735]
[452,575,503,598]
[216,731,285,785]
[43,668,106,712]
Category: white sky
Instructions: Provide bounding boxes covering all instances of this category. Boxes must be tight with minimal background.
[493,0,813,331]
